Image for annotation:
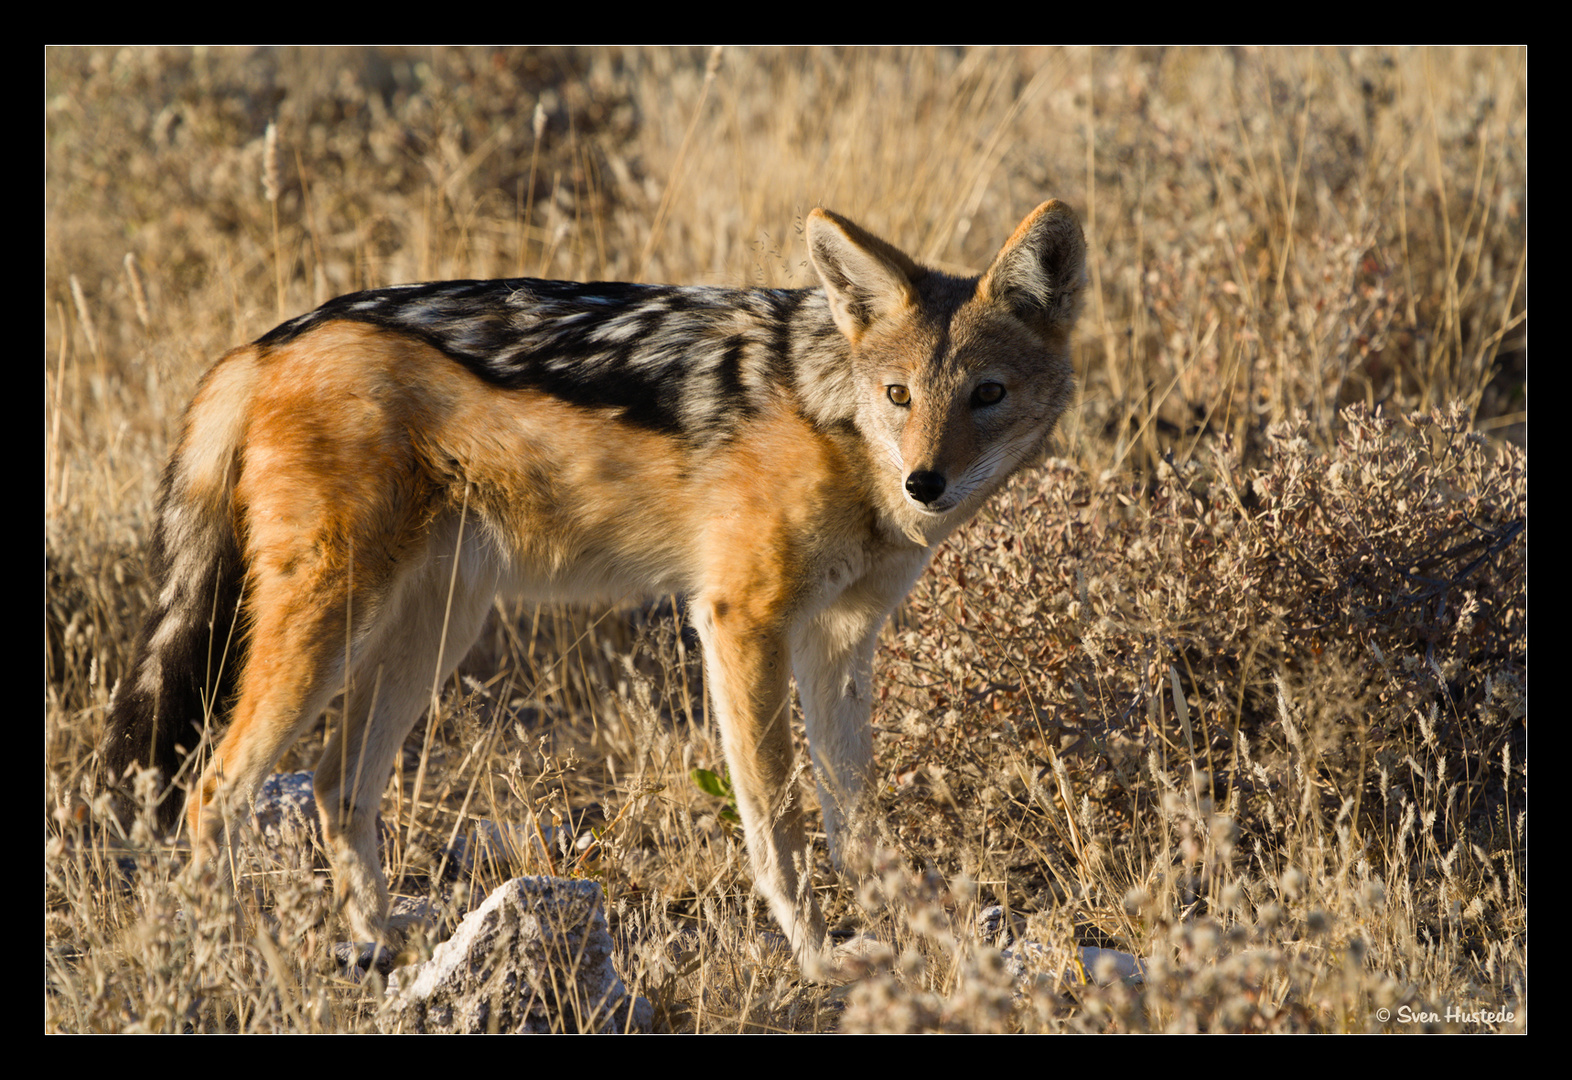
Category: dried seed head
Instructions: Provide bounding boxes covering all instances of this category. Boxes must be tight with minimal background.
[263,121,280,203]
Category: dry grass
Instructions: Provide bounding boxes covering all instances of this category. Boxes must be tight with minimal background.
[45,46,1525,1032]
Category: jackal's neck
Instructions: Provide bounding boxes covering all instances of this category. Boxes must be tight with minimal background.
[785,288,861,430]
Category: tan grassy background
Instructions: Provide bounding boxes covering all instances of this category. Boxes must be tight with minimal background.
[46,47,1525,1032]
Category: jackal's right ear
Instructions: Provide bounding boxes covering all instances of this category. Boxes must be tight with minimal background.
[979,200,1088,334]
[807,208,923,344]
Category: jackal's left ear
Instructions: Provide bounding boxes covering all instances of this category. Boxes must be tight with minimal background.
[807,208,924,343]
[979,200,1088,333]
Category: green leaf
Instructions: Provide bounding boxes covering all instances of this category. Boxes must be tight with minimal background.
[689,767,733,800]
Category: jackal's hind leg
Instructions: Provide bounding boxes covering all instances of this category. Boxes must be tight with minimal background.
[311,521,499,944]
[188,582,351,875]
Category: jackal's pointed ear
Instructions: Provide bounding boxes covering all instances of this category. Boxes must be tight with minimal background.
[979,200,1088,333]
[807,208,924,343]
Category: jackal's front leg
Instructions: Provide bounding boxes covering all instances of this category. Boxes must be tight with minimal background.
[791,611,882,873]
[695,597,828,976]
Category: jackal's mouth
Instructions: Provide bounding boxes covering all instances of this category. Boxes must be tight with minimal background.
[902,492,963,516]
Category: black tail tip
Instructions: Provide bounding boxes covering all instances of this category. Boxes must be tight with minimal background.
[99,751,187,836]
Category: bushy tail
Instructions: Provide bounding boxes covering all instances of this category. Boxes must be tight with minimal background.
[102,356,255,831]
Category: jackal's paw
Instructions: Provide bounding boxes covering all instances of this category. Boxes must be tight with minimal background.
[333,940,399,980]
[332,896,446,980]
[801,935,894,985]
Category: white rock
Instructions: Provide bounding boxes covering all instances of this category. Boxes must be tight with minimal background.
[382,877,651,1033]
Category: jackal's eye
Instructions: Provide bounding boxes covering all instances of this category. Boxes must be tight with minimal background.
[972,381,1006,406]
[887,385,911,406]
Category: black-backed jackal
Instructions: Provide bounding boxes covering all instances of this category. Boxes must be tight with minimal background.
[102,201,1086,978]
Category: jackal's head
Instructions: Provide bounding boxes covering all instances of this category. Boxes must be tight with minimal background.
[808,201,1086,520]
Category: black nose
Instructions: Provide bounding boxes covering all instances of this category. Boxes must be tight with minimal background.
[904,471,946,505]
